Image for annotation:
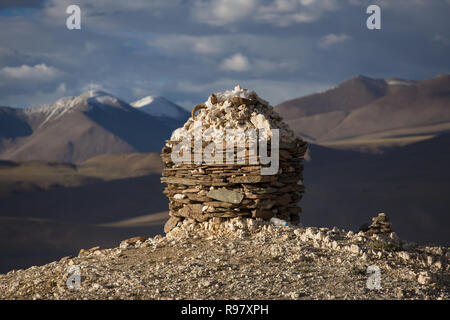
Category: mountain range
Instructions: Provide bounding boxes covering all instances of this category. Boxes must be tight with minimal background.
[1,74,448,162]
[0,91,188,163]
[0,74,449,272]
[276,74,450,152]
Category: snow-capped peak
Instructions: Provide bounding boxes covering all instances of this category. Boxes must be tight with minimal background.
[386,78,415,86]
[130,96,189,120]
[23,95,82,127]
[23,90,128,128]
[82,90,125,109]
[130,96,155,108]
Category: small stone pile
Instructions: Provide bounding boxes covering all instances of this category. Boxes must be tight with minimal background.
[161,86,307,233]
[361,213,393,236]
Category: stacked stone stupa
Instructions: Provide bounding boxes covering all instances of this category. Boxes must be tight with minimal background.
[361,213,393,236]
[161,86,307,233]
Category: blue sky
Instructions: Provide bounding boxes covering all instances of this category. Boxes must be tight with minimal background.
[0,0,449,110]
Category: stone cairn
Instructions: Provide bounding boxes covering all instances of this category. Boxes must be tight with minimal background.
[161,86,307,233]
[360,213,393,236]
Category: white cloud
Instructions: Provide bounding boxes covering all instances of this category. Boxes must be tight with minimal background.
[81,82,105,92]
[258,0,339,26]
[148,33,302,74]
[192,38,222,54]
[174,77,332,106]
[192,0,340,27]
[1,0,448,109]
[347,0,430,7]
[252,58,298,74]
[0,82,68,108]
[318,33,352,49]
[0,63,62,80]
[192,0,258,26]
[148,35,226,55]
[148,32,314,65]
[44,0,179,18]
[42,0,182,32]
[192,0,339,27]
[220,53,250,72]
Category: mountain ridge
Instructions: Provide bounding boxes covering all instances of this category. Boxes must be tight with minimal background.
[276,74,450,150]
[131,95,190,126]
[0,91,185,163]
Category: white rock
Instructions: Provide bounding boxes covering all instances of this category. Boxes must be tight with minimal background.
[305,228,315,239]
[250,114,272,136]
[433,260,443,270]
[417,271,432,285]
[91,283,101,291]
[389,232,400,243]
[331,241,339,250]
[119,241,129,249]
[350,244,360,254]
[314,231,324,241]
[398,251,410,261]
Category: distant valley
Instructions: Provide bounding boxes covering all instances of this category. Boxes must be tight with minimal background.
[0,154,166,273]
[302,134,450,246]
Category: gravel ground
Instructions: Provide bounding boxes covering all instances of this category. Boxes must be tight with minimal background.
[0,218,448,300]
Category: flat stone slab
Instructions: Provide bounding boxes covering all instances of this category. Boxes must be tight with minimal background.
[228,176,275,184]
[207,188,244,204]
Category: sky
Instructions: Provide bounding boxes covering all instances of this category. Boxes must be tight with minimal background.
[0,0,449,110]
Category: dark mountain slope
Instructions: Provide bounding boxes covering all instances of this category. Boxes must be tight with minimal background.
[302,134,450,245]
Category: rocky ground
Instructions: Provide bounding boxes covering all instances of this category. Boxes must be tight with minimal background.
[0,217,448,300]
